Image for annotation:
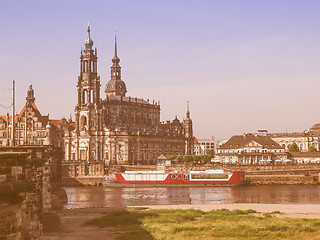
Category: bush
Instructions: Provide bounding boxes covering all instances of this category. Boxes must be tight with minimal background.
[288,142,300,152]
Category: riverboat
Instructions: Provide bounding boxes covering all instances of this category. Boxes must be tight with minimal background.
[102,169,245,187]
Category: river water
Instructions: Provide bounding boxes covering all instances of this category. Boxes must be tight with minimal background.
[63,185,320,209]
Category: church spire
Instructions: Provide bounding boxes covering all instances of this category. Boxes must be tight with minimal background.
[112,30,120,65]
[26,83,35,104]
[186,101,190,118]
[84,22,94,49]
[105,31,127,98]
[184,101,193,155]
[115,30,118,57]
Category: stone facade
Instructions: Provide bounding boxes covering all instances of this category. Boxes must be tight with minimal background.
[269,130,320,152]
[63,26,194,177]
[0,84,74,148]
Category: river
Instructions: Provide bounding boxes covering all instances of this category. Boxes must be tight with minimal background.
[63,185,320,209]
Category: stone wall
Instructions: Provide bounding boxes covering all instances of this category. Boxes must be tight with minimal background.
[0,146,64,239]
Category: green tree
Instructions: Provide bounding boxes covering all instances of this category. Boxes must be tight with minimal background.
[288,142,300,152]
[193,155,202,163]
[206,149,215,158]
[183,155,193,162]
[166,155,175,160]
[201,154,211,164]
[308,145,317,152]
[176,155,184,161]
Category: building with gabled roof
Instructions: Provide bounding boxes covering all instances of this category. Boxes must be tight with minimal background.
[216,134,287,164]
[0,84,74,147]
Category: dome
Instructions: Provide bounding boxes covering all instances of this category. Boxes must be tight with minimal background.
[84,37,93,48]
[105,79,127,97]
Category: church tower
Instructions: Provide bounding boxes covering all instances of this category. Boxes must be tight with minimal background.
[184,102,194,155]
[26,84,35,104]
[105,32,127,98]
[75,23,102,136]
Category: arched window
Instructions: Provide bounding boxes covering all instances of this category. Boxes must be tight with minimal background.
[80,115,87,130]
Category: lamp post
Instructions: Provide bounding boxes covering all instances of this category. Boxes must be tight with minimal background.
[10,80,15,146]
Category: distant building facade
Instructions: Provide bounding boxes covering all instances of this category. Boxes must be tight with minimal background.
[194,137,215,155]
[217,125,320,165]
[216,134,288,164]
[288,152,320,164]
[63,26,194,176]
[0,84,73,147]
[268,126,320,152]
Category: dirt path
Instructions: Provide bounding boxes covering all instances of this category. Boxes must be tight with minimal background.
[42,208,123,240]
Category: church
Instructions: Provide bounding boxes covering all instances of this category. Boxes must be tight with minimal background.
[63,25,194,176]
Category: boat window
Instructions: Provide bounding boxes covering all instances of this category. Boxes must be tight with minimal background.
[191,174,229,179]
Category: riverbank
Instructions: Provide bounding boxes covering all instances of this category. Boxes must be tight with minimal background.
[128,203,320,219]
[42,204,320,239]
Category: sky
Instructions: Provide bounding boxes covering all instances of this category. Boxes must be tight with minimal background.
[1,0,320,141]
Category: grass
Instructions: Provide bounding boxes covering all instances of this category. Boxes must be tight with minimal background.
[84,208,320,240]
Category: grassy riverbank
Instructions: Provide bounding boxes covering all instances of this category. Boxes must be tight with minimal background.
[84,208,320,240]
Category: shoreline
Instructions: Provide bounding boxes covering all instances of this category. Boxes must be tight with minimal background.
[127,203,320,218]
[42,203,320,239]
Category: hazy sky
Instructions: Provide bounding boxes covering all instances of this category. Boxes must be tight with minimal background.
[1,0,320,140]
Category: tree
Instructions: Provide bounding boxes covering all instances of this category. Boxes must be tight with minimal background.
[166,155,176,160]
[201,154,211,164]
[206,149,215,158]
[176,155,184,161]
[193,155,202,163]
[288,142,300,152]
[308,145,317,152]
[183,155,193,162]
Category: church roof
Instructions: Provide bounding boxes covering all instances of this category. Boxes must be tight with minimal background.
[104,95,151,105]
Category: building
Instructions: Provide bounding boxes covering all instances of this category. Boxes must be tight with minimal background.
[194,137,215,155]
[247,127,320,152]
[268,126,320,152]
[0,84,73,147]
[288,152,320,164]
[216,134,288,164]
[63,25,194,176]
